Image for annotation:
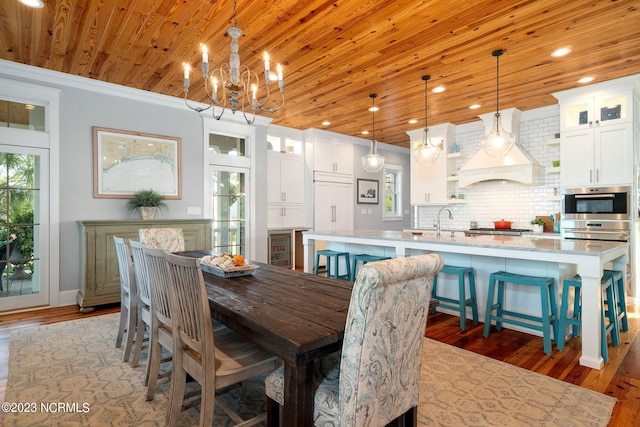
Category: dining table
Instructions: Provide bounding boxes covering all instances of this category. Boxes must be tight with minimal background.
[177,250,353,427]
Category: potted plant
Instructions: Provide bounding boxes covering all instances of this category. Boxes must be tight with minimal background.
[530,217,546,234]
[126,189,167,220]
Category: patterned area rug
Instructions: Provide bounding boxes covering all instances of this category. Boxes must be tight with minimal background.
[4,313,615,426]
[419,339,616,426]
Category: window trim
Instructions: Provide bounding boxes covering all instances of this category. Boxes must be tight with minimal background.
[383,163,403,221]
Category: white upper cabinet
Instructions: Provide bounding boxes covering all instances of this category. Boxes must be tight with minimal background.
[307,129,354,175]
[267,151,304,204]
[407,123,457,205]
[560,90,633,132]
[553,77,638,188]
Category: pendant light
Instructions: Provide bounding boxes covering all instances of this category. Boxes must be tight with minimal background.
[480,49,516,157]
[412,75,441,164]
[361,94,385,173]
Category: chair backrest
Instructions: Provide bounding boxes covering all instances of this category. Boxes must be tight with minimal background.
[139,228,185,252]
[113,236,136,299]
[163,252,214,368]
[143,245,173,328]
[129,240,151,308]
[338,253,443,426]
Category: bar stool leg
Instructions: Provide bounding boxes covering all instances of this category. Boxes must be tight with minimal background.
[467,270,479,325]
[483,273,497,337]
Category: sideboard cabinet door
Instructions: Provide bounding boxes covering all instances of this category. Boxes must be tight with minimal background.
[77,219,212,313]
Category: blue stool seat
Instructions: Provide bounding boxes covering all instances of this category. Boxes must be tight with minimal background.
[349,254,391,281]
[604,269,629,333]
[557,274,619,362]
[483,271,558,355]
[314,250,351,280]
[430,265,478,330]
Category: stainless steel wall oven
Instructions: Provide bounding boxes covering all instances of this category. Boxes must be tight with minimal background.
[561,185,631,242]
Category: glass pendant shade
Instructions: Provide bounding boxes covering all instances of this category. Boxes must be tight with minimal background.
[361,94,385,173]
[481,50,516,157]
[480,112,516,157]
[413,75,440,164]
[412,129,440,164]
[362,140,385,172]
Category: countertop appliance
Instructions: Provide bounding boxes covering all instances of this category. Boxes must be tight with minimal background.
[464,228,532,237]
[561,185,631,242]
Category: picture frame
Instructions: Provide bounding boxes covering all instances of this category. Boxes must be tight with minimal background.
[357,179,379,204]
[93,127,181,199]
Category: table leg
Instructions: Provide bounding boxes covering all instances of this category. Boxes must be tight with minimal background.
[282,361,315,427]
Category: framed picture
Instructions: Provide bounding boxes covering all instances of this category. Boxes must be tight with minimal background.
[93,127,181,199]
[357,179,379,204]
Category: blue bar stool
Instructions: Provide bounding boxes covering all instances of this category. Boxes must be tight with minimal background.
[557,274,619,361]
[483,271,558,355]
[349,254,391,281]
[314,250,351,280]
[430,265,478,330]
[604,269,629,333]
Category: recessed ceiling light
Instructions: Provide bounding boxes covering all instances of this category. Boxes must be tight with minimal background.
[578,77,594,84]
[432,86,446,93]
[551,47,571,57]
[368,106,379,112]
[361,130,369,135]
[322,121,330,126]
[24,104,36,110]
[408,119,418,124]
[18,0,44,8]
[469,104,480,109]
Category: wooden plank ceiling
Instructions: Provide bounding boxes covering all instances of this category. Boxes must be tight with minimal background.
[2,0,640,147]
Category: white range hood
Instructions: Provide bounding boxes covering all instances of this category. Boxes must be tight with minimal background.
[458,108,545,188]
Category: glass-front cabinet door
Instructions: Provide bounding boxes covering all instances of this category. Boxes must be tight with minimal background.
[209,166,247,257]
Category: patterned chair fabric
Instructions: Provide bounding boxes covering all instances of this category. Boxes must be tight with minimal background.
[264,253,443,426]
[138,228,185,252]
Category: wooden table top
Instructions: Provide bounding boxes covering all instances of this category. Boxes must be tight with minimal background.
[179,250,353,365]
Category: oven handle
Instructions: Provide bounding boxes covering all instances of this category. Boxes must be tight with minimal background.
[573,194,615,199]
[563,229,629,239]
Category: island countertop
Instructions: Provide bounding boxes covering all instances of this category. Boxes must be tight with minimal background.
[303,229,627,258]
[302,229,629,370]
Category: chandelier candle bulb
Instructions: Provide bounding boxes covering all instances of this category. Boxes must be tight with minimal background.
[201,44,208,64]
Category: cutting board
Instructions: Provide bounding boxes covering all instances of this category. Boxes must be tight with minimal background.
[536,216,554,233]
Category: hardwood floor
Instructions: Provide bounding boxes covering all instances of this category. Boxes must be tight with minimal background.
[0,302,636,426]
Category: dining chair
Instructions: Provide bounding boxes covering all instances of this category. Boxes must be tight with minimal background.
[265,253,444,426]
[163,252,280,426]
[128,241,152,370]
[138,228,185,252]
[113,237,138,363]
[142,245,175,400]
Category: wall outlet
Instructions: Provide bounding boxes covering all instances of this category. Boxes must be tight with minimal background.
[360,208,367,214]
[187,206,201,215]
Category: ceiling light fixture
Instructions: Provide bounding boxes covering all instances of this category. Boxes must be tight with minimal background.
[18,0,44,8]
[182,0,284,124]
[480,49,515,157]
[361,94,385,173]
[578,76,595,84]
[551,47,571,57]
[412,75,441,164]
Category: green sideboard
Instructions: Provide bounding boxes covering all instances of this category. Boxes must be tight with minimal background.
[77,219,213,313]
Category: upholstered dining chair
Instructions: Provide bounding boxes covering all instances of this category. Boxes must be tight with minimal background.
[113,237,138,363]
[138,228,185,252]
[128,241,152,370]
[163,252,280,427]
[265,253,444,426]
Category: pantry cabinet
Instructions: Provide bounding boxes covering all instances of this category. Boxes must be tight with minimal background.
[408,123,457,205]
[314,174,353,232]
[311,133,354,175]
[267,151,304,228]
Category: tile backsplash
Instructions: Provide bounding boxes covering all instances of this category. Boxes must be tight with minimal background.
[415,111,561,230]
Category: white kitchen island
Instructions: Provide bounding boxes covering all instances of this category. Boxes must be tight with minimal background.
[303,229,629,370]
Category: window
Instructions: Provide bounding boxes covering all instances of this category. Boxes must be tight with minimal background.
[383,164,403,220]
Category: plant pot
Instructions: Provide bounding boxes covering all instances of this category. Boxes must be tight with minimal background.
[138,207,157,220]
[532,224,544,234]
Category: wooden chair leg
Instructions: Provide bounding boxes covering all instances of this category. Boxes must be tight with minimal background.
[266,396,280,427]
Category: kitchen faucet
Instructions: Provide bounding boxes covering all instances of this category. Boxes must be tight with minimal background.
[435,207,453,235]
